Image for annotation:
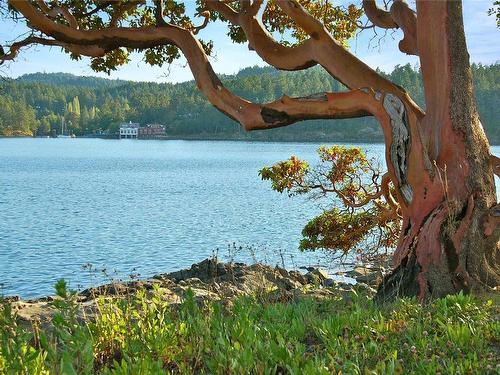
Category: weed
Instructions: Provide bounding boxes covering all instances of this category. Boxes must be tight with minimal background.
[0,283,498,374]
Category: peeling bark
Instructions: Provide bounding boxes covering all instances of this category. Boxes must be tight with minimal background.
[261,107,291,126]
[384,93,412,204]
[295,93,329,101]
[377,0,500,302]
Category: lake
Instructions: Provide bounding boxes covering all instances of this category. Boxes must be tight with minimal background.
[1,139,498,298]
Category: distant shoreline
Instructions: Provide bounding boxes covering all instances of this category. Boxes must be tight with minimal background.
[2,134,499,146]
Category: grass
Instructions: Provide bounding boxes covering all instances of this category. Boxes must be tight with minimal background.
[1,281,499,374]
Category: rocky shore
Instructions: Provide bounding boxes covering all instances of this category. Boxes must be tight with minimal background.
[4,258,387,330]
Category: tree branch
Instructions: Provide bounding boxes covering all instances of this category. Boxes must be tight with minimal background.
[207,0,421,117]
[81,1,114,18]
[255,90,378,130]
[390,0,418,55]
[275,0,421,115]
[362,0,397,28]
[205,0,317,71]
[362,0,417,55]
[193,11,210,35]
[0,35,105,62]
[380,172,399,213]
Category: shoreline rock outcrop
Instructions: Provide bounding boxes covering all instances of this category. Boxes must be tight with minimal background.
[3,258,386,330]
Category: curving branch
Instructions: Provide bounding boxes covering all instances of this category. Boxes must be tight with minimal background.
[193,11,211,35]
[0,35,105,62]
[81,1,114,18]
[254,90,378,130]
[326,172,399,220]
[276,0,325,37]
[362,0,417,55]
[154,0,168,27]
[390,0,418,55]
[362,0,397,28]
[380,172,400,213]
[205,0,317,71]
[275,0,422,115]
[207,0,422,117]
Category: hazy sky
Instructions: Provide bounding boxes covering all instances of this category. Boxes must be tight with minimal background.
[0,0,498,83]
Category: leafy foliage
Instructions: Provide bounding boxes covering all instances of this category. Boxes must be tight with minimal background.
[260,146,400,255]
[260,1,362,48]
[488,1,500,27]
[1,284,498,374]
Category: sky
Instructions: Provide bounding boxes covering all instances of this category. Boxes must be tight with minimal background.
[0,0,498,83]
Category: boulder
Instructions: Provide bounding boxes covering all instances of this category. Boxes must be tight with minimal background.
[345,266,385,287]
[305,268,330,284]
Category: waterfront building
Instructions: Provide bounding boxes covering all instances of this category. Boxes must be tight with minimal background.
[138,123,166,139]
[119,122,140,139]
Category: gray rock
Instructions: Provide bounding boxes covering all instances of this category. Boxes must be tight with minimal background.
[305,268,330,284]
[323,278,337,287]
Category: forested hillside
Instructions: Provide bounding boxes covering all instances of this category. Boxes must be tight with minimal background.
[0,63,498,143]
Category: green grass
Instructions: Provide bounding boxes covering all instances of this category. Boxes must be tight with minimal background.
[1,281,498,374]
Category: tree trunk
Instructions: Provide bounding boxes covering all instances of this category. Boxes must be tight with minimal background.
[376,0,500,302]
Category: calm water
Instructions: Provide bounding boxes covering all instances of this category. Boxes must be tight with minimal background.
[1,139,498,298]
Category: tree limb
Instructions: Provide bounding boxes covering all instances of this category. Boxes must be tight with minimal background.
[362,0,397,28]
[207,0,422,118]
[380,172,399,213]
[275,0,422,115]
[362,0,417,55]
[154,0,168,27]
[0,35,105,62]
[193,11,210,35]
[205,0,317,71]
[255,90,377,130]
[81,1,114,18]
[390,0,418,55]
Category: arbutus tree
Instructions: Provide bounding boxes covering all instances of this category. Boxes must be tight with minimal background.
[259,145,401,261]
[1,0,499,301]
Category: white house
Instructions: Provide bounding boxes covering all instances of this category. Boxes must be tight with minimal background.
[119,122,140,139]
